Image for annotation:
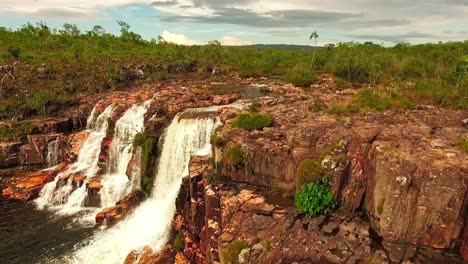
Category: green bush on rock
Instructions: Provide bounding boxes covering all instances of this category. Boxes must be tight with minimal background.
[295,176,336,217]
[226,144,245,167]
[232,112,272,131]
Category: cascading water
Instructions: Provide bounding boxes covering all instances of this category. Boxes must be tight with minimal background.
[46,139,60,167]
[99,101,151,208]
[63,112,219,264]
[35,105,114,212]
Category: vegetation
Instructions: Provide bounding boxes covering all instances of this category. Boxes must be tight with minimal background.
[0,22,466,121]
[225,144,245,167]
[133,132,157,194]
[220,240,248,264]
[232,112,272,131]
[173,232,185,251]
[296,159,324,186]
[457,136,468,153]
[0,125,17,141]
[295,176,336,217]
[261,240,272,252]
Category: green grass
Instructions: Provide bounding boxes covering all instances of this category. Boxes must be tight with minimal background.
[231,112,272,131]
[0,125,17,141]
[286,63,316,87]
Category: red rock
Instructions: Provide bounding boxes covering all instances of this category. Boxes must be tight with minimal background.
[1,165,66,202]
[0,142,21,168]
[95,190,146,225]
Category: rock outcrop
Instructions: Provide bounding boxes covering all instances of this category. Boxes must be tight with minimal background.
[1,163,68,201]
[96,190,146,225]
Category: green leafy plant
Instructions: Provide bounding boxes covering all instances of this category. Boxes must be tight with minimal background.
[232,112,272,131]
[295,176,336,217]
[220,240,248,264]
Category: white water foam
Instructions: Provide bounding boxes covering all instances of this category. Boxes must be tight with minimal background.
[35,105,114,211]
[64,113,219,264]
[99,100,151,208]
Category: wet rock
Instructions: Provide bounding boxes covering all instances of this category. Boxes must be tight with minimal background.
[95,190,146,225]
[1,163,67,201]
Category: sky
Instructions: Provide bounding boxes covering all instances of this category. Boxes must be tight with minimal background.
[0,0,467,46]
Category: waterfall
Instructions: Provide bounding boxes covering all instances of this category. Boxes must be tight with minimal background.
[99,101,151,208]
[46,139,60,167]
[63,112,219,264]
[35,105,114,211]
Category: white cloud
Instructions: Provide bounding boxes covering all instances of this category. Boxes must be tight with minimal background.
[161,30,200,45]
[219,36,252,46]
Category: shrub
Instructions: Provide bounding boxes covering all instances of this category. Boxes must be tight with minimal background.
[0,125,17,141]
[295,176,336,217]
[7,46,21,60]
[457,136,468,153]
[220,240,248,264]
[296,159,323,186]
[232,112,272,131]
[226,144,245,167]
[287,63,316,87]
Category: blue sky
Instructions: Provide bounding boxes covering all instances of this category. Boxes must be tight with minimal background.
[0,0,467,45]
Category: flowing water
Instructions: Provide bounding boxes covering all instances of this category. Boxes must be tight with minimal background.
[59,113,219,264]
[99,101,151,208]
[46,139,60,167]
[35,105,114,214]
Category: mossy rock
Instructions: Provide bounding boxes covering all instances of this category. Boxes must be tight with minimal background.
[220,240,248,264]
[296,159,323,186]
[226,144,245,167]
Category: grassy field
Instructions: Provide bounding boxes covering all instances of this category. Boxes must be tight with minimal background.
[0,22,467,121]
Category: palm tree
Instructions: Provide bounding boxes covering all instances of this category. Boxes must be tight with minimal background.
[309,31,319,66]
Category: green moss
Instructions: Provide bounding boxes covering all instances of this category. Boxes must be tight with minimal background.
[226,144,245,167]
[232,112,272,131]
[296,159,324,186]
[220,240,248,264]
[173,232,185,251]
[457,136,468,153]
[133,132,157,194]
[211,126,227,147]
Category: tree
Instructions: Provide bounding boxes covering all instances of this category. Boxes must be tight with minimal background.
[309,31,319,66]
[117,21,130,35]
[88,25,106,37]
[60,23,81,36]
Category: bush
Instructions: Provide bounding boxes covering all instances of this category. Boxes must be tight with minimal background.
[226,144,245,167]
[261,240,272,251]
[287,63,316,87]
[220,240,248,264]
[296,159,323,186]
[7,46,21,60]
[232,112,272,131]
[295,176,336,217]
